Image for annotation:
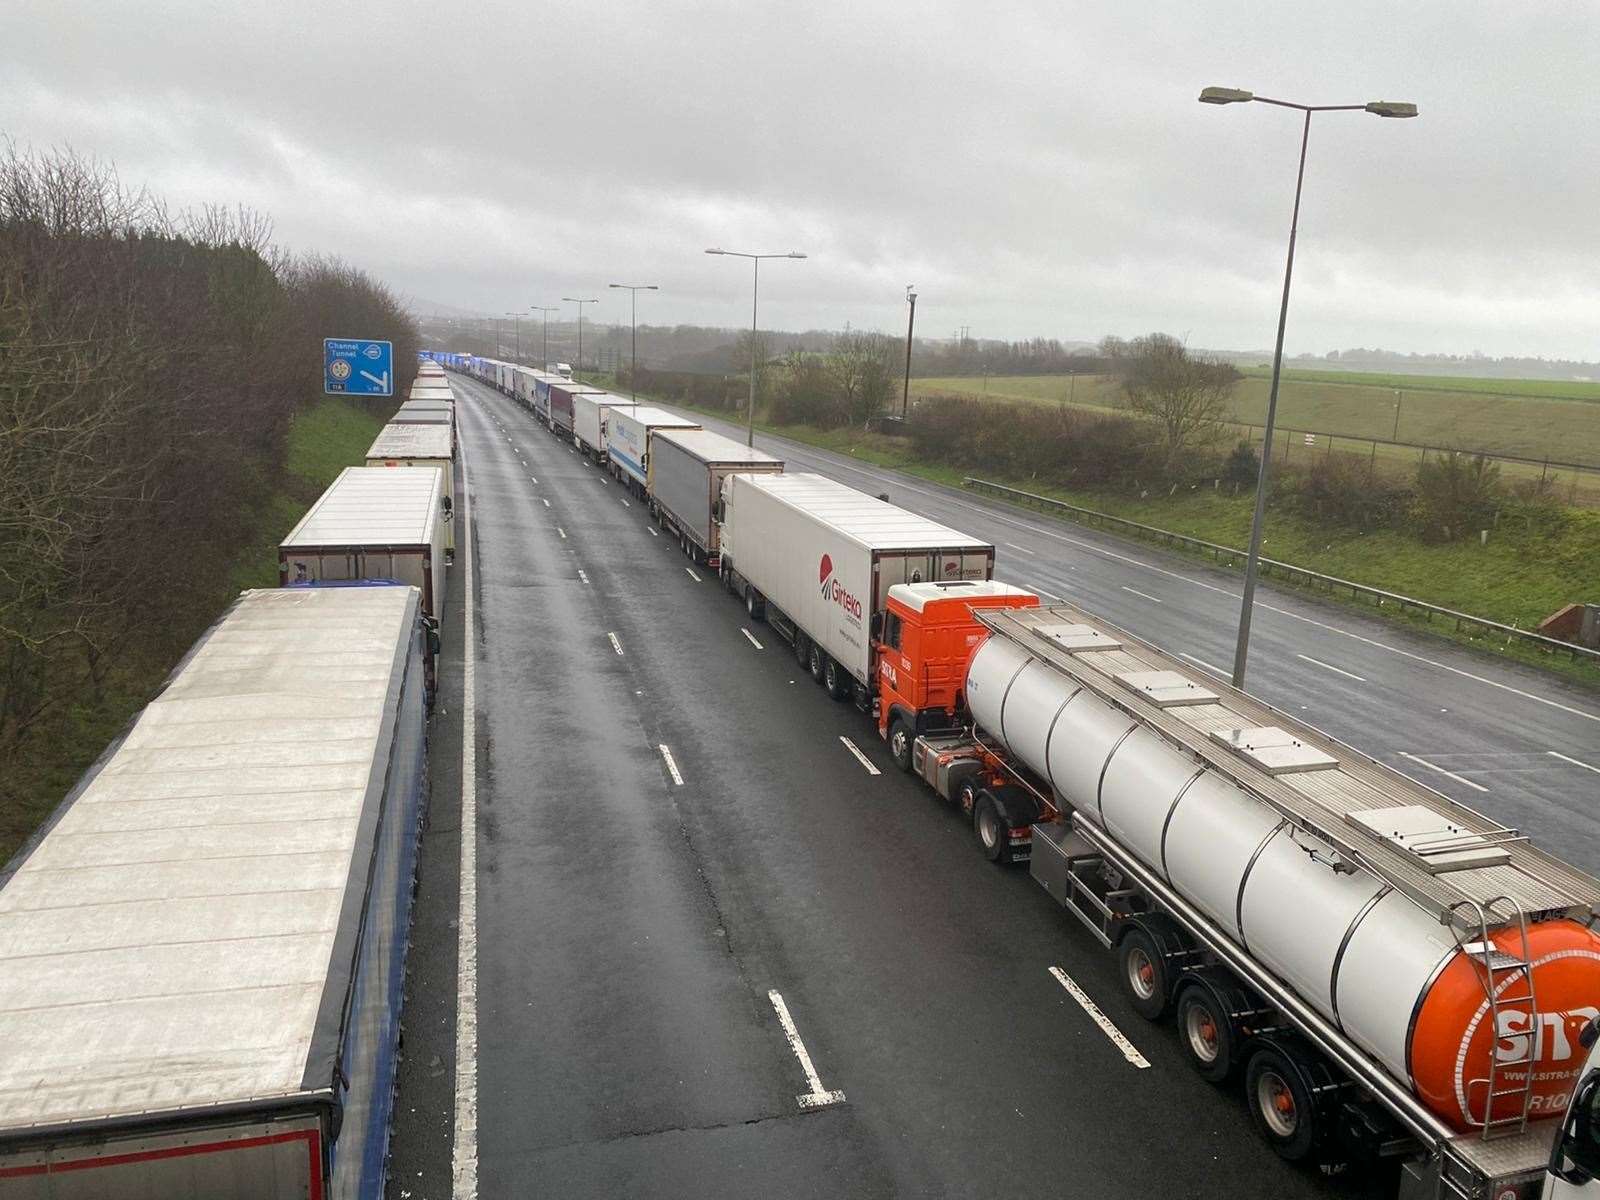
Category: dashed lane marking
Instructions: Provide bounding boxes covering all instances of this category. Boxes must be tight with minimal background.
[557,527,567,540]
[1398,751,1489,793]
[608,632,623,656]
[1049,967,1150,1069]
[542,498,550,508]
[1120,585,1162,604]
[659,744,684,786]
[1003,541,1036,555]
[686,567,702,582]
[741,627,764,650]
[620,497,630,508]
[1179,652,1229,680]
[1549,750,1600,776]
[839,736,880,776]
[1297,653,1366,683]
[648,527,659,537]
[768,990,845,1110]
[577,569,589,585]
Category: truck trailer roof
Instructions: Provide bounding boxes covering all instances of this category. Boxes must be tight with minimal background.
[652,427,782,467]
[282,465,442,549]
[735,472,994,554]
[366,423,453,460]
[0,585,422,1136]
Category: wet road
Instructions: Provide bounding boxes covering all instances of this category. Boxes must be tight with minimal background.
[388,374,1395,1198]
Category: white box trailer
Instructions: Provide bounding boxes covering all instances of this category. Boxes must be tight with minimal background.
[365,423,456,552]
[719,472,994,691]
[648,428,782,564]
[607,405,699,494]
[408,384,454,402]
[534,375,554,425]
[572,392,636,461]
[512,366,538,410]
[0,585,430,1199]
[548,383,605,437]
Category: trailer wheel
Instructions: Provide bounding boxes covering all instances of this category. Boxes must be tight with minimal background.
[824,657,849,701]
[1245,1048,1318,1162]
[1116,928,1171,1020]
[808,642,825,684]
[973,792,1006,862]
[794,633,810,668]
[888,717,914,772]
[1177,985,1236,1083]
[745,588,764,621]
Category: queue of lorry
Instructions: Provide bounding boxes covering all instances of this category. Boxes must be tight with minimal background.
[463,353,1600,1200]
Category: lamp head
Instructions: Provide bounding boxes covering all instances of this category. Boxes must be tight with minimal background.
[1365,100,1419,118]
[1199,86,1253,105]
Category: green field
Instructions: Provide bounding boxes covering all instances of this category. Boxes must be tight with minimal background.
[910,369,1600,469]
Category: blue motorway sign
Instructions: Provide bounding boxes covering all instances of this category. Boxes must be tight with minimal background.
[324,338,393,396]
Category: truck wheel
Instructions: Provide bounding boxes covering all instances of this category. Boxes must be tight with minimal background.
[745,588,764,621]
[956,777,980,816]
[1177,986,1236,1083]
[1245,1048,1318,1162]
[824,657,849,701]
[1116,928,1171,1020]
[808,642,825,684]
[794,633,810,668]
[888,718,914,772]
[973,792,1007,861]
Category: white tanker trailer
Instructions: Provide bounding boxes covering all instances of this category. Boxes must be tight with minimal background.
[906,599,1600,1198]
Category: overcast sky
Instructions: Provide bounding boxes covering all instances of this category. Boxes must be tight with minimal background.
[6,1,1598,359]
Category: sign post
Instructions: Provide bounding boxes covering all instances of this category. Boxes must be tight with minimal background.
[324,339,394,396]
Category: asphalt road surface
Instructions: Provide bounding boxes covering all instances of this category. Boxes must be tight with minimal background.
[383,372,1507,1198]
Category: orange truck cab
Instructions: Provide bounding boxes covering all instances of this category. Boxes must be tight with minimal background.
[875,580,1038,750]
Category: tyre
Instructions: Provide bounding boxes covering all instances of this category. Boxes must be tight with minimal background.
[1177,986,1236,1083]
[1116,927,1171,1021]
[1245,1048,1318,1162]
[956,776,980,816]
[745,588,764,621]
[824,657,849,701]
[888,717,914,772]
[808,642,825,684]
[973,792,1005,862]
[794,633,810,668]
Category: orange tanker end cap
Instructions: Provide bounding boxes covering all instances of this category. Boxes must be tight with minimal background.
[1410,918,1600,1133]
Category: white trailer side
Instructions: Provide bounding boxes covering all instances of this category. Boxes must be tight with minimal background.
[572,392,637,460]
[606,405,699,494]
[647,428,782,562]
[0,585,429,1199]
[719,472,993,686]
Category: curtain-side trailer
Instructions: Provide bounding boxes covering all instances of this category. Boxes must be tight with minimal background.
[548,383,605,437]
[572,392,636,463]
[605,406,699,496]
[0,585,429,1199]
[646,427,782,565]
[718,472,994,705]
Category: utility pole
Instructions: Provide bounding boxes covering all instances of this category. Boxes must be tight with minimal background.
[533,306,558,370]
[609,283,658,400]
[901,285,918,419]
[705,247,807,447]
[562,297,598,374]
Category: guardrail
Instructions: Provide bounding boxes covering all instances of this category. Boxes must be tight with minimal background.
[962,476,1600,668]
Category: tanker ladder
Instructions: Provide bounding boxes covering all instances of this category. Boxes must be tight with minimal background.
[1451,895,1540,1142]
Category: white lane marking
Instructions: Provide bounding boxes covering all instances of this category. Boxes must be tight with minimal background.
[686,567,702,583]
[1003,541,1036,555]
[740,429,1600,725]
[529,475,537,483]
[620,497,631,508]
[1035,588,1065,603]
[741,627,765,650]
[542,498,550,508]
[1296,653,1367,683]
[1121,585,1163,603]
[648,527,659,537]
[577,569,589,585]
[452,411,480,1197]
[1549,750,1600,776]
[557,527,567,540]
[608,632,623,656]
[768,989,846,1109]
[1398,751,1489,793]
[1179,651,1230,680]
[1049,967,1150,1069]
[839,736,880,776]
[659,744,684,786]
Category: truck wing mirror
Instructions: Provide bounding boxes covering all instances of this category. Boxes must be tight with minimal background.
[870,612,883,638]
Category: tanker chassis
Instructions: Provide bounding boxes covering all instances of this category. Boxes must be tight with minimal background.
[735,555,1600,1197]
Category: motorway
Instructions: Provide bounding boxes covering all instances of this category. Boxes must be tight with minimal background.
[388,373,1599,1199]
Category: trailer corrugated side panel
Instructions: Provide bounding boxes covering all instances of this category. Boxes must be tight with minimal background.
[606,407,700,488]
[722,473,994,684]
[0,586,428,1200]
[648,429,782,553]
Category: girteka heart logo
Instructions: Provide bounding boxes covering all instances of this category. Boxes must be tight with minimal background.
[819,554,833,584]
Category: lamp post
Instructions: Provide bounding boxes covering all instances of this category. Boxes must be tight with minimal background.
[609,283,659,399]
[533,306,559,370]
[705,248,807,446]
[901,285,918,419]
[1200,86,1416,690]
[504,312,522,361]
[562,297,599,375]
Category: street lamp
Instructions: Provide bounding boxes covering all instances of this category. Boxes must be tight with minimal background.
[504,312,522,361]
[705,248,807,446]
[562,297,599,375]
[1200,85,1416,690]
[609,283,659,400]
[533,306,559,371]
[901,285,918,419]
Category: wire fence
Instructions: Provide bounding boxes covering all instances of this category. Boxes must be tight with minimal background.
[962,476,1600,668]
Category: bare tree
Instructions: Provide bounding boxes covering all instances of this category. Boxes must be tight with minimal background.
[1108,333,1239,472]
[827,330,897,428]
